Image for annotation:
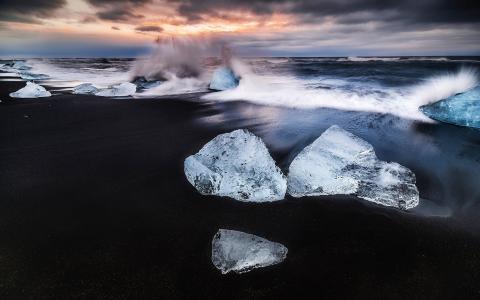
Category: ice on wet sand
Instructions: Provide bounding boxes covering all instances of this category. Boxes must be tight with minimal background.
[9,82,51,98]
[95,82,137,97]
[211,229,288,274]
[73,83,99,95]
[184,129,286,202]
[287,125,419,209]
[420,86,480,129]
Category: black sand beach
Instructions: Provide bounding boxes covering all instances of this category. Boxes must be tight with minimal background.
[1,80,480,299]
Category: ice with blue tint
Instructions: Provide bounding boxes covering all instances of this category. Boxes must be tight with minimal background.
[12,61,31,71]
[211,229,288,274]
[9,82,51,98]
[420,86,480,129]
[95,82,137,97]
[287,125,419,210]
[209,67,239,91]
[184,129,287,202]
[19,72,49,81]
[73,83,99,95]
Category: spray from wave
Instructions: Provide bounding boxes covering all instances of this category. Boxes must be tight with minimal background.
[204,62,478,121]
[132,37,210,81]
[408,67,478,108]
[133,37,224,96]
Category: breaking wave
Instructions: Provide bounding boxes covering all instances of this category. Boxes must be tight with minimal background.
[338,56,480,62]
[204,62,478,121]
[132,37,209,81]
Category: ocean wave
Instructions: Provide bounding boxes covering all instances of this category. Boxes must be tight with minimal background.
[408,67,478,108]
[138,75,208,96]
[337,56,480,63]
[24,59,131,87]
[203,61,478,121]
[341,57,402,62]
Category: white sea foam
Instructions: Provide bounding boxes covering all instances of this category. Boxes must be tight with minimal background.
[24,59,132,87]
[204,61,478,121]
[408,67,478,108]
[342,56,402,62]
[338,57,452,62]
[139,75,208,96]
[132,37,209,81]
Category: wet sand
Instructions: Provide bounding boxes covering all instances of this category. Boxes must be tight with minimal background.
[0,80,479,299]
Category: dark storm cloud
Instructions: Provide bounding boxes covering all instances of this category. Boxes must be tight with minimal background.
[0,0,66,23]
[87,0,151,5]
[170,0,480,25]
[86,0,151,21]
[96,7,144,21]
[135,25,163,32]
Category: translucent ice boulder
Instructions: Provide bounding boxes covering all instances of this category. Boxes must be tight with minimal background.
[19,72,49,81]
[209,66,239,91]
[420,86,480,129]
[211,229,288,274]
[184,129,287,202]
[95,82,137,97]
[73,83,99,95]
[131,76,162,90]
[9,82,51,98]
[12,61,31,71]
[287,125,419,209]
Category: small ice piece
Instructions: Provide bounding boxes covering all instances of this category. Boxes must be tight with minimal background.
[420,86,480,129]
[95,82,137,97]
[19,72,49,81]
[184,129,287,202]
[9,82,51,98]
[12,61,31,71]
[287,125,419,209]
[73,83,99,95]
[209,66,239,91]
[132,76,162,90]
[211,229,288,274]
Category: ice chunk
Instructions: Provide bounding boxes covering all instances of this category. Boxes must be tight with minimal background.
[209,66,239,91]
[95,82,137,97]
[19,72,49,81]
[12,61,31,71]
[184,129,286,202]
[287,125,419,209]
[420,86,480,129]
[211,229,288,274]
[9,82,51,98]
[132,76,162,90]
[73,83,99,95]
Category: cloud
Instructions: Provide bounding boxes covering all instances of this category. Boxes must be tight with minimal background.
[135,25,163,32]
[111,26,121,30]
[96,7,144,21]
[81,16,97,23]
[170,0,480,26]
[86,0,151,22]
[0,0,66,23]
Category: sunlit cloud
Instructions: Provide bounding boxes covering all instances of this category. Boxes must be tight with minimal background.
[0,0,478,56]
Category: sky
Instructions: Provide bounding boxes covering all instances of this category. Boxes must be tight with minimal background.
[0,0,479,57]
